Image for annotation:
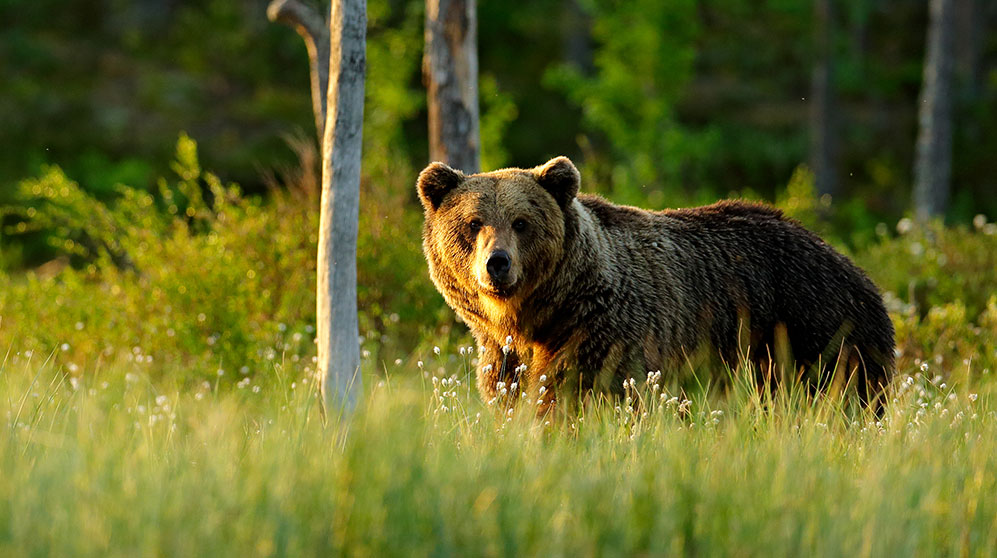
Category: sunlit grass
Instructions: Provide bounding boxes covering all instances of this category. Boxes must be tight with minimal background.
[2,345,995,557]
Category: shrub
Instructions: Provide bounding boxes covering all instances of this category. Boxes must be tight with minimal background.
[0,135,455,387]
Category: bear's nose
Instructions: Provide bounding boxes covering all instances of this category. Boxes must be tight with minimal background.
[486,250,512,283]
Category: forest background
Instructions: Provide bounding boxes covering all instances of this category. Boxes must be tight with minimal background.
[1,0,996,378]
[4,0,996,222]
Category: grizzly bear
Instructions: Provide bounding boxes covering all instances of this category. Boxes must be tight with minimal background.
[417,157,895,412]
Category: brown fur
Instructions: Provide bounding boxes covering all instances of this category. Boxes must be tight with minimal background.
[418,157,895,412]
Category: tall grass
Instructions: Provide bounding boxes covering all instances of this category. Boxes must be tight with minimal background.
[2,347,995,557]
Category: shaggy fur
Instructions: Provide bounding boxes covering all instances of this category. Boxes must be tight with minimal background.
[418,157,895,412]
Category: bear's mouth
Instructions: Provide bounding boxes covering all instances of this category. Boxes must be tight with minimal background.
[482,281,518,298]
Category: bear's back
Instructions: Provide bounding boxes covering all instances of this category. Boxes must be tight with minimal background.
[577,196,788,231]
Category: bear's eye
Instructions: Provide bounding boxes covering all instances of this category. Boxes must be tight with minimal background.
[512,218,528,232]
[468,219,483,233]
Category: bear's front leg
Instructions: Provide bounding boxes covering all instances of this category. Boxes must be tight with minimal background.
[474,338,524,406]
[524,347,560,418]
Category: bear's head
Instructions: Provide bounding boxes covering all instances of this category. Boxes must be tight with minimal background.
[417,157,580,303]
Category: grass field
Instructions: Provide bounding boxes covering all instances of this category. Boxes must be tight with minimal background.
[2,347,995,557]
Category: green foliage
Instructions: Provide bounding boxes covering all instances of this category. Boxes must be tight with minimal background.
[0,135,451,387]
[857,219,997,321]
[363,0,425,182]
[776,164,831,233]
[479,74,519,171]
[0,0,312,193]
[546,0,718,205]
[4,0,997,225]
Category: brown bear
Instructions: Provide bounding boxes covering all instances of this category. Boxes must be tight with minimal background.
[417,156,895,412]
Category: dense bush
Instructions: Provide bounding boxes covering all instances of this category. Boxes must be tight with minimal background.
[0,135,454,387]
[856,218,997,321]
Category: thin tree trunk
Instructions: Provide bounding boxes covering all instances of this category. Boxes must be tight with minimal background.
[810,0,837,198]
[268,0,331,144]
[317,0,366,413]
[424,0,480,173]
[913,0,955,221]
[268,0,365,413]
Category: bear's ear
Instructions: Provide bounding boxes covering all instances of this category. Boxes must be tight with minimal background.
[535,156,580,208]
[417,162,464,211]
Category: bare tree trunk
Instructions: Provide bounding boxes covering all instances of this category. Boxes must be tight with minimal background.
[268,0,331,144]
[913,0,955,221]
[316,0,366,413]
[424,0,480,173]
[810,0,837,198]
[269,0,366,413]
